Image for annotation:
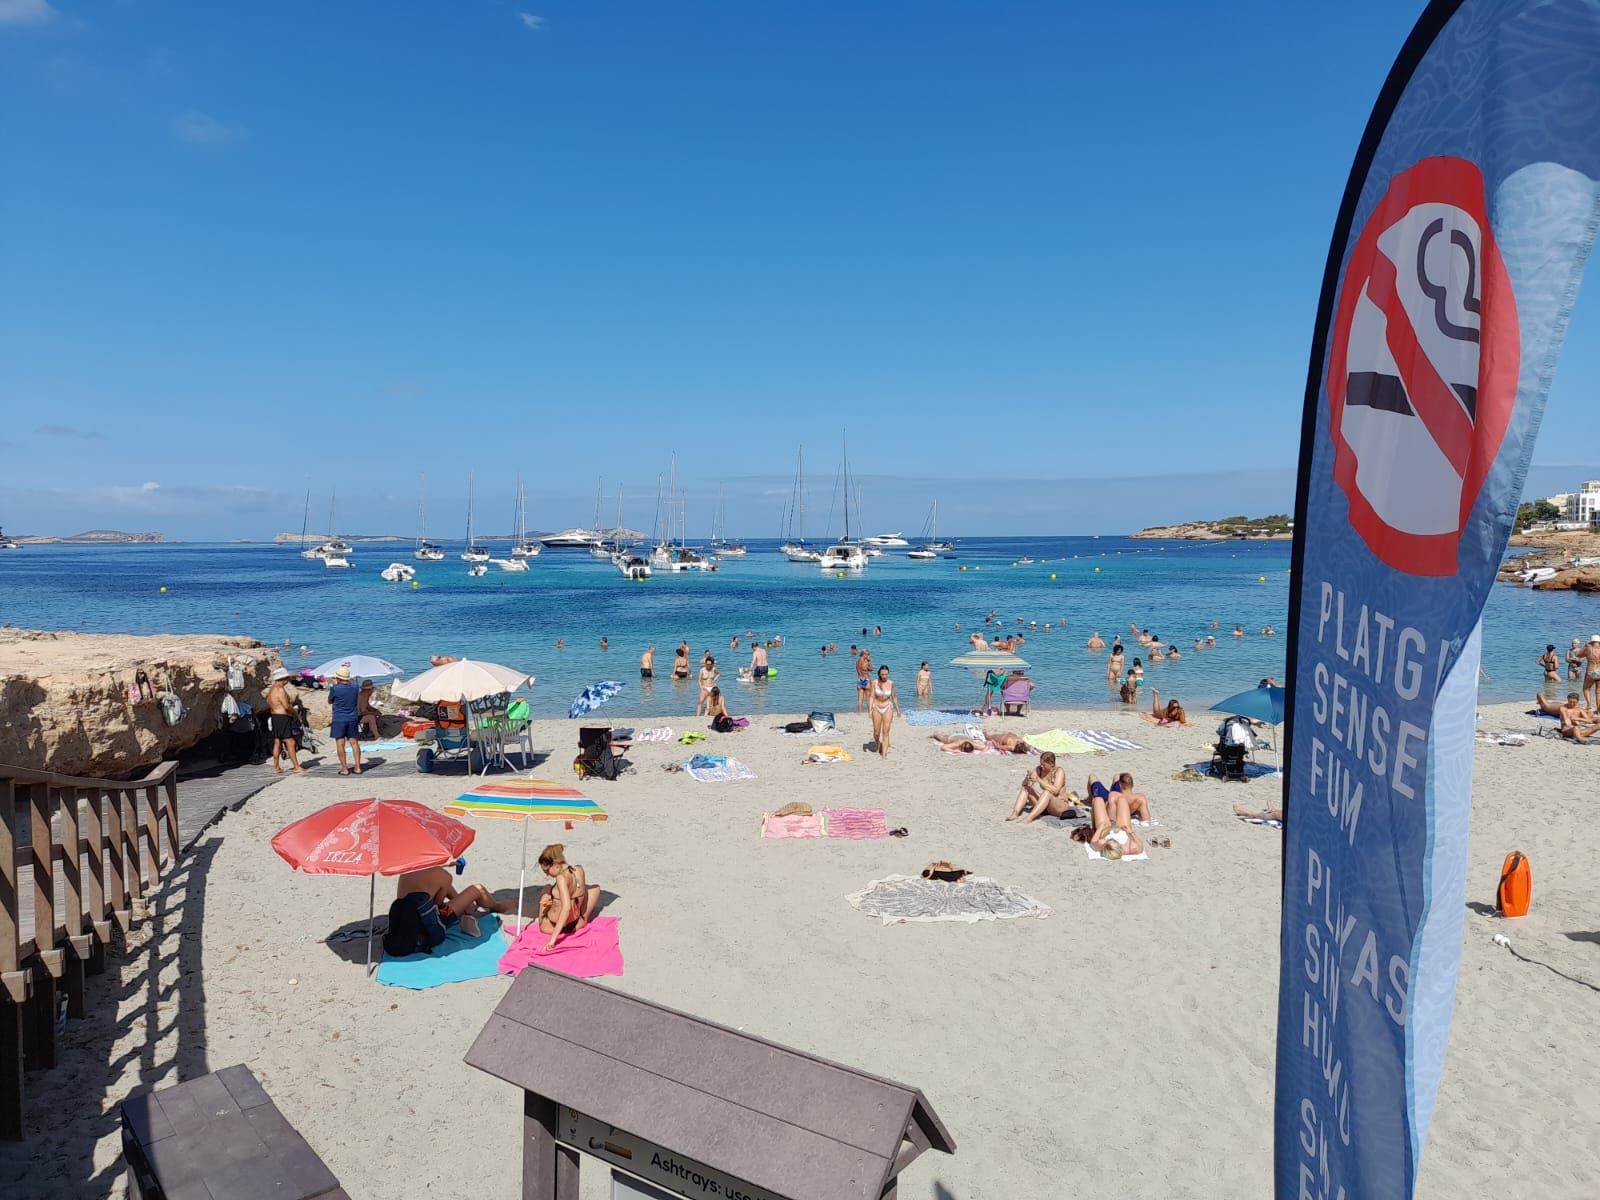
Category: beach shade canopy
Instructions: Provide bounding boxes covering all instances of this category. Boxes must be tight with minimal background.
[569,680,624,719]
[445,778,609,934]
[311,654,404,680]
[948,650,1031,671]
[1210,685,1286,726]
[271,798,477,974]
[392,658,533,703]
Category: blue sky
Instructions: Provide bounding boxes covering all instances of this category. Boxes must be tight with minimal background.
[2,1,1596,539]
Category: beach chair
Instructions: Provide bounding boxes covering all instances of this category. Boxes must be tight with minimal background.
[416,701,484,773]
[1001,676,1035,717]
[574,726,632,781]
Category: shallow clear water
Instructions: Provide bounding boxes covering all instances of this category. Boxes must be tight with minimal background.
[0,537,1588,718]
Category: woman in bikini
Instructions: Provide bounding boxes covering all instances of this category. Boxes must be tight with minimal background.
[672,641,690,680]
[534,843,601,952]
[696,655,719,716]
[1009,751,1069,822]
[868,665,900,758]
[1142,688,1189,727]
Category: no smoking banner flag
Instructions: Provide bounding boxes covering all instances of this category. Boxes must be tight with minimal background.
[1278,4,1600,1200]
[1328,157,1519,577]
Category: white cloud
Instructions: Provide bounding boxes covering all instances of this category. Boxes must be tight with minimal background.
[174,110,239,146]
[0,0,56,28]
[516,11,543,31]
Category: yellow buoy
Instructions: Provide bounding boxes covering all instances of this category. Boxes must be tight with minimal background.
[159,586,167,593]
[1094,567,1100,573]
[412,580,419,589]
[1259,575,1266,582]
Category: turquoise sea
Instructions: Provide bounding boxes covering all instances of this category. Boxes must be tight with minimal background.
[0,537,1588,718]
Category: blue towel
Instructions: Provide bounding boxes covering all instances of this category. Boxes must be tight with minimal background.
[903,708,974,727]
[377,914,504,989]
[1186,760,1279,779]
[688,753,725,770]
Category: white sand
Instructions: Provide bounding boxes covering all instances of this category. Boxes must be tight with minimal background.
[3,701,1597,1197]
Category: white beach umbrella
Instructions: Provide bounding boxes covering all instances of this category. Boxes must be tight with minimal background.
[391,658,534,703]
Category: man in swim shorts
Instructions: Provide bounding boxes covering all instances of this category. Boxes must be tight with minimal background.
[750,642,768,680]
[640,645,655,679]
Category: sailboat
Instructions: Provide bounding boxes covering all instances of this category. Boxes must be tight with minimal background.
[818,436,869,571]
[0,527,17,551]
[297,491,323,559]
[461,476,490,564]
[510,478,542,558]
[587,479,615,557]
[908,500,943,559]
[414,476,445,560]
[711,483,746,557]
[315,491,353,566]
[650,457,711,572]
[781,446,821,562]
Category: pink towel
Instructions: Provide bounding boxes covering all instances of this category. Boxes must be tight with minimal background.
[762,812,825,839]
[824,807,890,840]
[499,916,624,979]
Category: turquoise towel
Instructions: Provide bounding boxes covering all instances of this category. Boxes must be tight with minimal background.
[377,914,505,989]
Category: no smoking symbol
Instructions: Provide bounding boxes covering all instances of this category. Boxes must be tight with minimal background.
[1327,156,1520,577]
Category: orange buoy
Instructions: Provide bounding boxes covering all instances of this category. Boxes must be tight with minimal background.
[1496,851,1531,918]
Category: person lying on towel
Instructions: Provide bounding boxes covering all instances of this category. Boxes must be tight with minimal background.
[1535,691,1600,742]
[1086,772,1154,829]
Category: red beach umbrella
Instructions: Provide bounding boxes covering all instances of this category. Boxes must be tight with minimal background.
[272,798,477,972]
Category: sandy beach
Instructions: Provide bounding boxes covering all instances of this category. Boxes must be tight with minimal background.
[3,700,1596,1198]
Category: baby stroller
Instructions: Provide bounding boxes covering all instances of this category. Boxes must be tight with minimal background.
[574,726,628,781]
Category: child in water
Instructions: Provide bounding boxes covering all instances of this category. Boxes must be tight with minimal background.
[534,843,601,952]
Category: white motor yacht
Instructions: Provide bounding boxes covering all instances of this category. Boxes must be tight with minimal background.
[861,532,908,547]
[323,555,352,570]
[492,557,529,572]
[907,546,938,560]
[381,562,416,582]
[541,528,597,548]
[467,563,488,577]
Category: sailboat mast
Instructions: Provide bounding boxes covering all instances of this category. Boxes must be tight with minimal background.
[300,490,311,547]
[417,476,427,548]
[327,490,337,541]
[465,474,475,545]
[797,446,806,542]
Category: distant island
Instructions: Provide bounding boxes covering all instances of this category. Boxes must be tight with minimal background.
[1130,515,1293,541]
[13,530,165,545]
[271,532,411,544]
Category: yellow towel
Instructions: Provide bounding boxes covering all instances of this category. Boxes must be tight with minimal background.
[806,744,852,761]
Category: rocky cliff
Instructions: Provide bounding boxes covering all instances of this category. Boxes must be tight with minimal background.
[0,630,283,777]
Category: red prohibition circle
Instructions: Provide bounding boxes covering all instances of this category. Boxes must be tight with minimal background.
[1326,156,1520,577]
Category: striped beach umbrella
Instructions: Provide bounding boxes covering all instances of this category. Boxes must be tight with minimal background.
[443,779,608,936]
[949,650,1030,711]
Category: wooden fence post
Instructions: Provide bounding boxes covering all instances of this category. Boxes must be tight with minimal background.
[107,786,129,930]
[142,783,160,893]
[0,779,25,1143]
[59,789,88,1019]
[26,783,58,1073]
[84,788,108,974]
[120,789,142,911]
[162,772,179,867]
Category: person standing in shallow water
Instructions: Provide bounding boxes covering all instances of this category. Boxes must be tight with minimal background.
[640,645,654,679]
[916,661,932,699]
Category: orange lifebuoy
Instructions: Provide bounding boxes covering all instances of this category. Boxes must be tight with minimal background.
[1496,851,1531,919]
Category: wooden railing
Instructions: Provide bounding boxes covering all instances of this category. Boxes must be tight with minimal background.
[0,760,180,1142]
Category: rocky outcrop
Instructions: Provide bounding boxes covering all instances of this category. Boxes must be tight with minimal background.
[0,630,282,777]
[1534,567,1600,593]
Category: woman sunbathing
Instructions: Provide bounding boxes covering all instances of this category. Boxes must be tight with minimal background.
[1141,689,1189,727]
[990,731,1032,754]
[534,843,601,952]
[1008,751,1070,822]
[931,733,984,754]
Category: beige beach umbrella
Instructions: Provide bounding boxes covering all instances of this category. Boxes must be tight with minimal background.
[391,658,533,703]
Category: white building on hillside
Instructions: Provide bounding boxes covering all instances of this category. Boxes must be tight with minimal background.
[1566,481,1600,525]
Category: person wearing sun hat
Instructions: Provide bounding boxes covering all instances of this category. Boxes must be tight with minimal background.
[327,664,363,776]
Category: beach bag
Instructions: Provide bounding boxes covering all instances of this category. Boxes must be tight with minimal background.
[711,714,736,733]
[383,893,448,957]
[226,660,245,691]
[1496,851,1531,918]
[159,690,186,727]
[808,711,835,731]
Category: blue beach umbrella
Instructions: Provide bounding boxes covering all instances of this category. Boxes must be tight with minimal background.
[1210,685,1286,726]
[311,654,404,680]
[569,680,624,719]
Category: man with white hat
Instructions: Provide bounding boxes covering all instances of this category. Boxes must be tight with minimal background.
[1583,634,1600,712]
[328,664,363,776]
[266,668,307,774]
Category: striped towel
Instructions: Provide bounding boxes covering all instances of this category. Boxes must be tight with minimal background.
[761,812,825,838]
[824,807,889,840]
[1063,729,1146,753]
[636,726,674,742]
[1024,730,1098,755]
[685,757,756,782]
